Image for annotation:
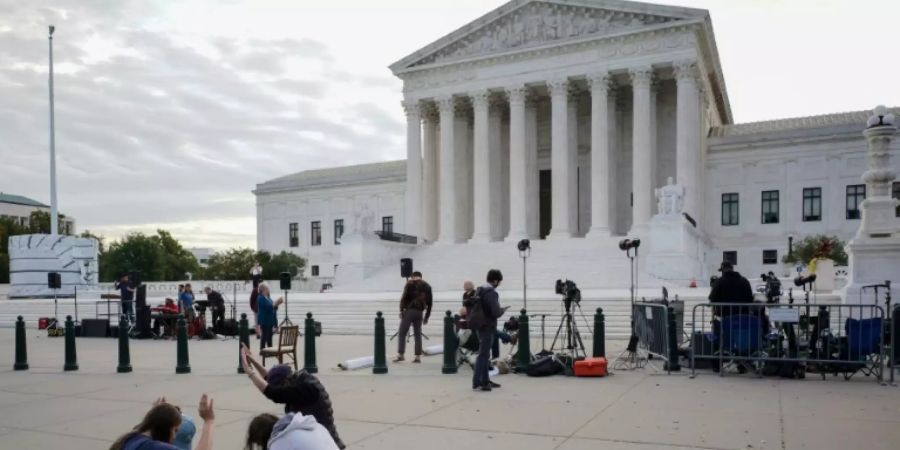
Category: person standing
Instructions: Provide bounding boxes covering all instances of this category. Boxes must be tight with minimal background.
[250,262,263,288]
[115,274,136,323]
[466,269,506,391]
[256,282,283,351]
[393,271,433,363]
[179,283,196,323]
[203,287,226,333]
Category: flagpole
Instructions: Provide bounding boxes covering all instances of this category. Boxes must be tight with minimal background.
[48,25,58,236]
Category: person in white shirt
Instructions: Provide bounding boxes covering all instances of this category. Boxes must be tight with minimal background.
[244,412,339,450]
[250,263,263,288]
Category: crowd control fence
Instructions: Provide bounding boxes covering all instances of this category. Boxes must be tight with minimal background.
[689,302,886,383]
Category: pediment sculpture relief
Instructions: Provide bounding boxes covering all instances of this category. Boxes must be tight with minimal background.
[412,2,677,67]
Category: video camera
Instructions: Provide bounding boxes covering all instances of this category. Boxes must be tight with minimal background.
[618,238,641,251]
[794,274,817,289]
[555,279,581,310]
[760,272,782,303]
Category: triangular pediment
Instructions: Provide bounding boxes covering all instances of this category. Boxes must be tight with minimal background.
[391,0,705,71]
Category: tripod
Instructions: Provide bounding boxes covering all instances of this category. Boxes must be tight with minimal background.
[530,313,550,354]
[549,298,587,359]
[614,245,646,370]
[279,290,293,327]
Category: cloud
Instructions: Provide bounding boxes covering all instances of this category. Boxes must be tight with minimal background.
[0,0,405,249]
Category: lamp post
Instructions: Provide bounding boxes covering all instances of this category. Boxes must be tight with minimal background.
[517,239,530,310]
[788,235,794,260]
[48,25,59,236]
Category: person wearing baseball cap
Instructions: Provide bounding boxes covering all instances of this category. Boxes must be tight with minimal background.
[709,259,754,316]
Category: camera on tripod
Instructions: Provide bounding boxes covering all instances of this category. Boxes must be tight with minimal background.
[760,271,782,303]
[794,274,817,289]
[555,279,581,308]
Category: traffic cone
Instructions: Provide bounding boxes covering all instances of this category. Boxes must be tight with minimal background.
[690,278,697,288]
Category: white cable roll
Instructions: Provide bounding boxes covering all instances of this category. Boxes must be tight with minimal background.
[337,356,374,371]
[423,345,443,355]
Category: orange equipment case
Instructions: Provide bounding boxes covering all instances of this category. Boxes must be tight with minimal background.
[574,357,608,377]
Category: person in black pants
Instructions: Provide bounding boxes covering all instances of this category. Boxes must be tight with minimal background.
[115,274,136,323]
[465,269,507,392]
[204,287,226,333]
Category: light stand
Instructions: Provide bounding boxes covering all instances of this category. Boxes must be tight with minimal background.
[614,238,646,370]
[517,239,531,311]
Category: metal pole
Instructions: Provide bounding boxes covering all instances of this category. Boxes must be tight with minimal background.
[522,255,527,311]
[48,25,59,236]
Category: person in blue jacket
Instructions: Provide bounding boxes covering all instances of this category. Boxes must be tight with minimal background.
[255,282,284,351]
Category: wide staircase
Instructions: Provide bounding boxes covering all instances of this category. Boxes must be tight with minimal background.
[334,235,666,293]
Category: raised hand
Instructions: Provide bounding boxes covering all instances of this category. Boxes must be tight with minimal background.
[198,394,215,422]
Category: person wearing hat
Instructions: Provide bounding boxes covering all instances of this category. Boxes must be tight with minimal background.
[709,260,754,315]
[240,344,345,449]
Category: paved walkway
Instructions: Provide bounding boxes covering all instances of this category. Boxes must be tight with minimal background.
[0,330,898,449]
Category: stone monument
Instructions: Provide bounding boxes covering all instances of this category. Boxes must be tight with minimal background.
[843,106,900,304]
[645,178,712,285]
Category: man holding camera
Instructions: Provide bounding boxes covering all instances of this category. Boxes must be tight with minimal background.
[394,271,433,363]
[465,269,507,392]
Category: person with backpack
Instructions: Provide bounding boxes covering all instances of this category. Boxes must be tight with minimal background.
[465,269,507,391]
[394,271,433,363]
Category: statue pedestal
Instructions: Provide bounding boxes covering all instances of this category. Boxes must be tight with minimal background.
[644,214,711,286]
[842,237,900,304]
[335,232,415,285]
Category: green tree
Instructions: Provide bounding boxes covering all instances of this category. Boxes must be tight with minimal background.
[782,234,848,266]
[155,229,200,281]
[262,251,306,280]
[102,232,166,282]
[0,216,28,283]
[28,210,69,234]
[79,230,106,253]
[204,248,257,280]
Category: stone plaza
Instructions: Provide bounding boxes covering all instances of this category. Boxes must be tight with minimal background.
[1,329,899,450]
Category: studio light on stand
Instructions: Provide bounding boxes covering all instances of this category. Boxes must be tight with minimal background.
[517,239,531,311]
[614,238,646,370]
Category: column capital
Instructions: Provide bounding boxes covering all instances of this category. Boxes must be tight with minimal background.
[469,89,491,110]
[587,73,613,94]
[673,60,699,83]
[401,99,421,118]
[420,101,439,122]
[547,78,570,97]
[436,95,456,113]
[628,66,654,88]
[506,86,529,105]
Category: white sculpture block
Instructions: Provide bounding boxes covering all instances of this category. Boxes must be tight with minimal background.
[8,234,100,298]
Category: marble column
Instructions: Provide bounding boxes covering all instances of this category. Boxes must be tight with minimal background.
[422,105,439,242]
[436,96,458,243]
[525,98,540,238]
[675,60,701,218]
[548,78,574,239]
[587,73,612,237]
[630,67,654,232]
[567,91,579,235]
[470,90,492,242]
[506,86,528,241]
[402,100,422,239]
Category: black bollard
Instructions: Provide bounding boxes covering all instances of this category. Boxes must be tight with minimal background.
[175,316,191,374]
[117,314,132,373]
[665,306,681,372]
[64,315,78,371]
[373,311,387,374]
[593,307,606,358]
[442,310,458,374]
[516,309,531,370]
[238,313,249,374]
[14,316,28,371]
[304,312,318,374]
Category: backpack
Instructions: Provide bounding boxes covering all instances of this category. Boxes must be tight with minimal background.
[464,289,487,329]
[526,355,565,377]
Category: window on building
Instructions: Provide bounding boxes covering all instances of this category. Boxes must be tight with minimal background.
[845,184,866,220]
[763,249,778,265]
[721,193,739,226]
[382,216,393,234]
[802,187,822,222]
[310,221,321,246]
[311,265,319,277]
[288,223,298,247]
[761,190,779,224]
[334,219,344,245]
[893,182,900,217]
[723,251,737,266]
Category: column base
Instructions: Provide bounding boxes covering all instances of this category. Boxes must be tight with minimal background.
[584,227,611,239]
[545,230,573,240]
[468,233,494,244]
[504,232,529,243]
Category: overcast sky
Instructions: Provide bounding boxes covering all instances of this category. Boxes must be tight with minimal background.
[2,0,898,250]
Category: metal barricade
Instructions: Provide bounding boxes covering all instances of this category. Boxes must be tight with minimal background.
[690,303,886,383]
[633,301,673,373]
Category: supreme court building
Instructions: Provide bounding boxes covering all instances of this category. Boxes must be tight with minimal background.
[255,0,900,290]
